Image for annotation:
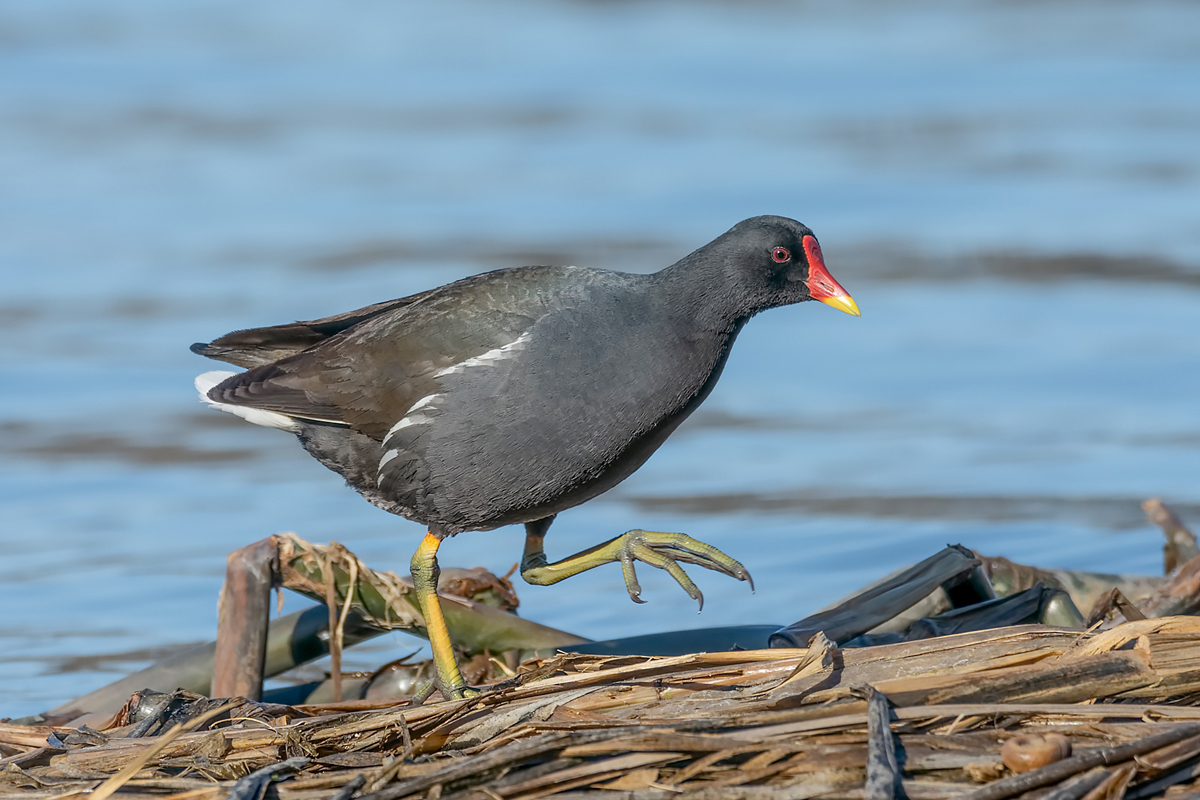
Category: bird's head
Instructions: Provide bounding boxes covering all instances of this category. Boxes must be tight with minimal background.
[722,215,860,317]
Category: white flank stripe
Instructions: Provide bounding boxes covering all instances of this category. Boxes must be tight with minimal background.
[378,448,400,476]
[386,417,416,437]
[384,393,443,446]
[194,371,301,432]
[409,393,439,413]
[434,332,531,378]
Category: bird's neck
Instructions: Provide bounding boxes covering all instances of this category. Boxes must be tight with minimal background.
[651,252,756,337]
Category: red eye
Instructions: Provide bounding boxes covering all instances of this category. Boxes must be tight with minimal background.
[772,247,790,263]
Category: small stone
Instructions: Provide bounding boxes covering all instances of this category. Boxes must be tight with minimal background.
[1001,733,1072,774]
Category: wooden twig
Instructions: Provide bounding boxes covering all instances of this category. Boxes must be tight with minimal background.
[329,774,368,800]
[1143,498,1199,574]
[1124,759,1200,800]
[323,545,343,703]
[358,731,581,800]
[1083,587,1148,628]
[213,537,279,700]
[1080,763,1136,800]
[865,687,903,800]
[1038,768,1111,800]
[225,756,310,800]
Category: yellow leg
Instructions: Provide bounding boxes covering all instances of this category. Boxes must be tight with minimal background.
[410,532,468,701]
[521,518,753,611]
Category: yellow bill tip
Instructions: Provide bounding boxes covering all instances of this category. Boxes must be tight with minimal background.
[818,293,861,317]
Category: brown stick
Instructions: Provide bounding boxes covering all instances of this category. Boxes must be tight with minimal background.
[1083,587,1147,627]
[323,546,343,703]
[1080,763,1135,800]
[1038,768,1111,800]
[1143,498,1199,574]
[212,537,279,700]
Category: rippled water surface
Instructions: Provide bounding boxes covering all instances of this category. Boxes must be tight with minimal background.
[3,0,1200,717]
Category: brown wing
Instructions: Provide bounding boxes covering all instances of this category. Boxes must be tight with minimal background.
[202,267,555,439]
[190,288,438,368]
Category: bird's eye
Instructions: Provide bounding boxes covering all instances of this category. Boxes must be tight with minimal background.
[772,247,790,263]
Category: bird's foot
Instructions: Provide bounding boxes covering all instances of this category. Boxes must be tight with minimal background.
[409,674,479,705]
[522,528,751,610]
[610,529,753,610]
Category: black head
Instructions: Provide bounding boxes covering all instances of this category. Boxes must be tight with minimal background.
[710,215,859,318]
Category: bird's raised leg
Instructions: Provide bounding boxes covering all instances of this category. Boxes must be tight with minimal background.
[410,532,469,701]
[520,516,753,610]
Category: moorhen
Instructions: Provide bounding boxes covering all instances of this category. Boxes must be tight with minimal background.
[193,215,858,700]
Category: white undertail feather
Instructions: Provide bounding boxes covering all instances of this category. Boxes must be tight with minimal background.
[194,371,301,432]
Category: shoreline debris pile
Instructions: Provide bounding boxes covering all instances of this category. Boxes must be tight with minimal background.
[1,498,1198,800]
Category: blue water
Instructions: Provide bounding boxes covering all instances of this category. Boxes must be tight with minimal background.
[3,0,1200,718]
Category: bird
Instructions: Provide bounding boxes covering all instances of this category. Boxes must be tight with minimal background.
[192,215,859,701]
